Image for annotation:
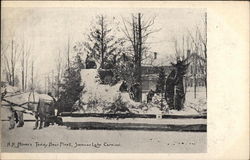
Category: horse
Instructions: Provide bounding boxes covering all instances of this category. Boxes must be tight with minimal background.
[165,60,189,110]
[33,94,55,129]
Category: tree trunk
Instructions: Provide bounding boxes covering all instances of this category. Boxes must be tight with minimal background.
[137,13,142,102]
[25,59,28,91]
[100,15,104,69]
[67,37,70,72]
[11,40,15,86]
[31,61,34,90]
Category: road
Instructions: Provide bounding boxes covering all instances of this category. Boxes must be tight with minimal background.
[1,121,206,153]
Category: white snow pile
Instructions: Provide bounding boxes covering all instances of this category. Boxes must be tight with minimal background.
[135,93,206,115]
[185,91,207,113]
[76,69,207,115]
[77,69,141,113]
[184,97,207,115]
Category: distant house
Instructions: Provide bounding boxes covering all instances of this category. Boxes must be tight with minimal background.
[141,66,173,93]
[184,50,206,88]
[98,50,206,92]
[141,50,206,93]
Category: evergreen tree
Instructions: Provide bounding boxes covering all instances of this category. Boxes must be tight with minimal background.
[83,15,124,69]
[57,54,84,113]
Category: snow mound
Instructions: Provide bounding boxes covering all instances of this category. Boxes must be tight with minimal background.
[169,107,199,115]
[184,92,207,115]
[79,69,140,113]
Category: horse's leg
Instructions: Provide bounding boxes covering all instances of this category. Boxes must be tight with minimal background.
[8,111,15,130]
[39,115,44,129]
[44,114,50,127]
[17,111,24,127]
[14,111,19,123]
[33,114,39,130]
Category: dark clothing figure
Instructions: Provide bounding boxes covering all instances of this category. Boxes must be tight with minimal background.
[85,54,97,69]
[130,83,140,102]
[147,89,155,103]
[165,60,189,110]
[119,81,128,92]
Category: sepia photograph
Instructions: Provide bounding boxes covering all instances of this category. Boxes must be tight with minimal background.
[1,1,247,157]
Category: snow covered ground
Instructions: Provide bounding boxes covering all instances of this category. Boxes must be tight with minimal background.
[1,121,206,153]
[185,89,207,114]
[78,69,207,116]
[79,69,141,109]
[62,117,206,125]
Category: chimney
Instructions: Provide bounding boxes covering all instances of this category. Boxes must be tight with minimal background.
[154,52,157,59]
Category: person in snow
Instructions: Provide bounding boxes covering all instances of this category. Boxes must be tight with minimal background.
[85,54,97,69]
[147,89,155,103]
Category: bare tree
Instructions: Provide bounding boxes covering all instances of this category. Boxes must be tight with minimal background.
[1,42,11,83]
[187,12,207,98]
[122,13,159,102]
[54,50,64,99]
[20,40,32,91]
[83,15,125,69]
[31,60,34,90]
[3,39,21,86]
[67,36,70,72]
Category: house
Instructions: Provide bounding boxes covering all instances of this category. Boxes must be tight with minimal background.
[141,50,206,93]
[141,66,173,93]
[184,50,206,88]
[97,50,206,93]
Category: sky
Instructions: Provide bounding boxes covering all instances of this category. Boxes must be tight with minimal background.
[1,7,205,88]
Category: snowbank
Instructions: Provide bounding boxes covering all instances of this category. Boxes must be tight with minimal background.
[184,91,207,115]
[79,69,141,113]
[78,69,206,115]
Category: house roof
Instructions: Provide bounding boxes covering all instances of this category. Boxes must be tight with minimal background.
[141,66,173,75]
